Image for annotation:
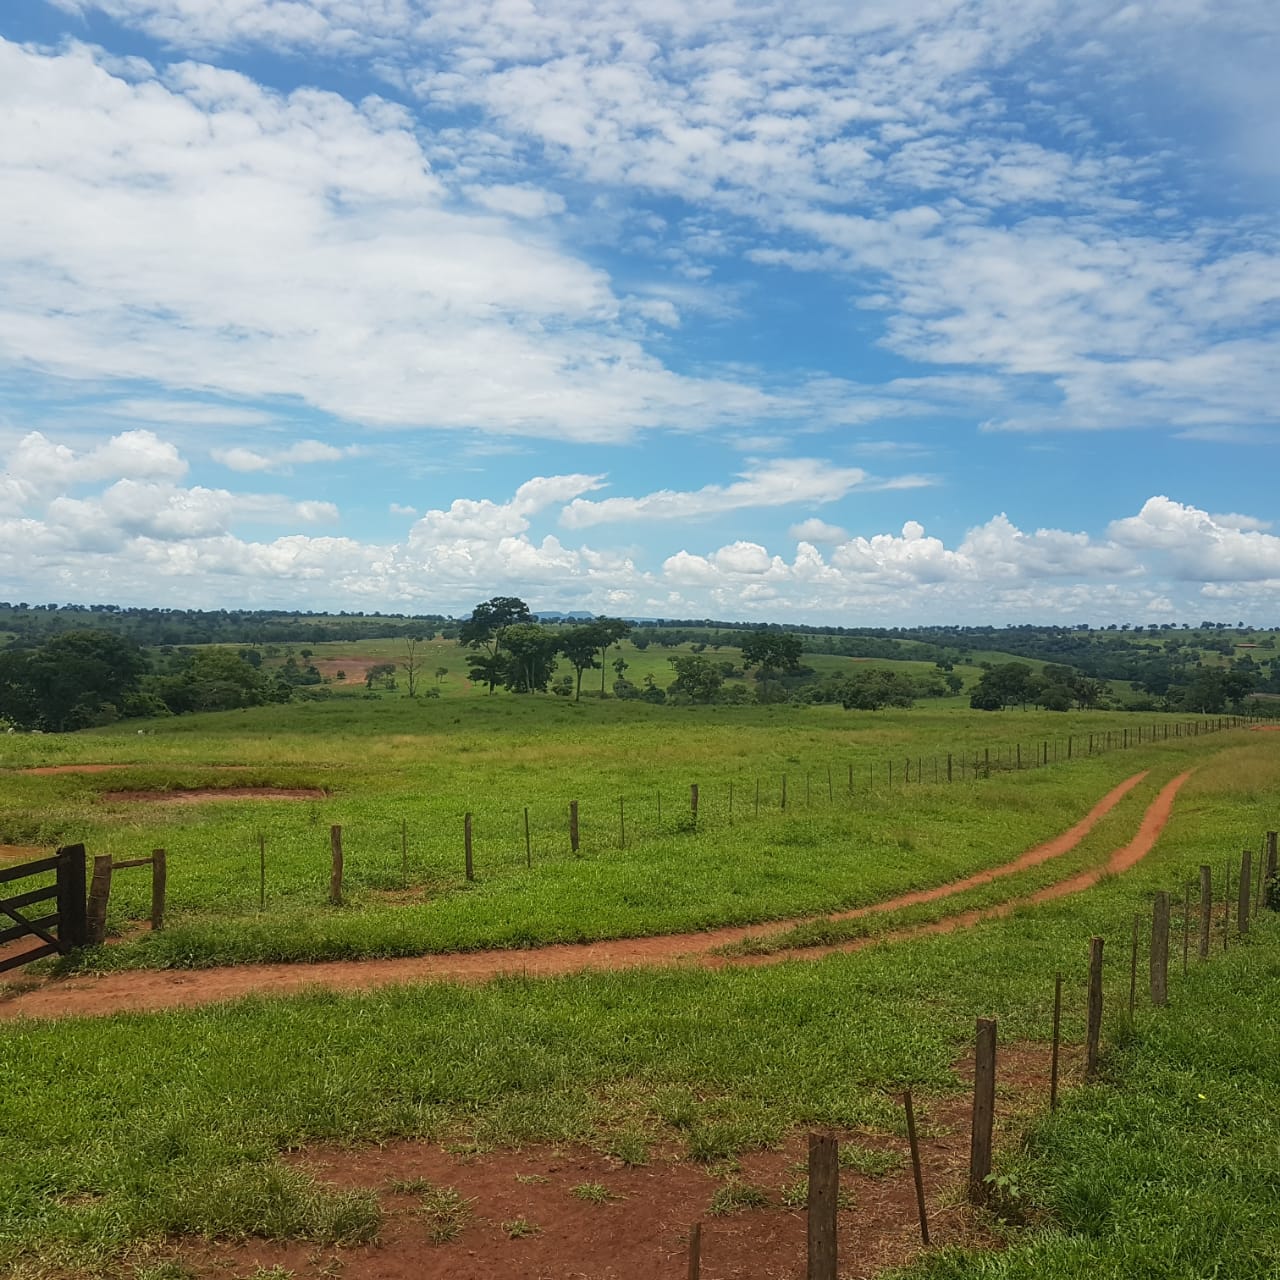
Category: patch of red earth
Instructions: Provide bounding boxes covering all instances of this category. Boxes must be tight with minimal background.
[1250,724,1280,732]
[17,763,128,775]
[136,1043,1069,1280]
[0,844,48,861]
[101,787,327,804]
[0,772,1180,1022]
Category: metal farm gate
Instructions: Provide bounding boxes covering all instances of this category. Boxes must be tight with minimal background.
[0,844,87,974]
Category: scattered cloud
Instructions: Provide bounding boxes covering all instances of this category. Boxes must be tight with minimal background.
[212,440,363,472]
[560,458,867,529]
[4,428,1279,621]
[0,37,787,444]
[789,518,848,544]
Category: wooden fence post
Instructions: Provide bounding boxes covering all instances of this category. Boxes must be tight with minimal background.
[968,1018,997,1204]
[1238,849,1252,934]
[55,843,88,951]
[781,774,787,810]
[1050,972,1062,1112]
[1224,859,1231,950]
[150,849,167,932]
[524,807,531,867]
[1182,881,1191,975]
[259,832,266,909]
[1266,832,1278,899]
[947,752,953,782]
[1086,937,1104,1082]
[464,813,474,881]
[1150,891,1170,1007]
[807,1132,838,1280]
[690,783,699,827]
[1198,865,1212,957]
[903,1088,929,1245]
[1128,913,1139,1018]
[618,797,625,850]
[569,800,580,853]
[400,818,408,878]
[87,854,112,944]
[329,825,343,905]
[687,1222,701,1280]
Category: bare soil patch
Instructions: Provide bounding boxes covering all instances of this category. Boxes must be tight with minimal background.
[0,771,1187,1023]
[101,787,327,804]
[133,1042,1072,1280]
[17,763,127,775]
[0,843,47,861]
[157,1102,981,1278]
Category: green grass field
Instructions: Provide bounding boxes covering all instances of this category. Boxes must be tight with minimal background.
[0,698,1274,1278]
[0,699,1239,969]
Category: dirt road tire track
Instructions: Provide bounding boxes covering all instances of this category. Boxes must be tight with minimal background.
[1,770,1186,1022]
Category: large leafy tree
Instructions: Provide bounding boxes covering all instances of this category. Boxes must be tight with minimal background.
[560,625,601,701]
[458,597,532,693]
[500,622,559,693]
[667,653,723,703]
[0,630,148,731]
[741,629,803,674]
[590,618,632,696]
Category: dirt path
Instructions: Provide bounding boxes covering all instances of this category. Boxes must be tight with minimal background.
[1,771,1181,1022]
[727,772,1190,968]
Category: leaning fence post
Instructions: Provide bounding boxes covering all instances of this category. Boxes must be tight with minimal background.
[1266,832,1278,902]
[807,1132,838,1280]
[1150,891,1170,1007]
[1085,937,1104,1082]
[1198,865,1212,957]
[1237,849,1252,934]
[87,853,113,945]
[329,825,344,905]
[968,1018,997,1205]
[903,1088,930,1245]
[150,849,167,932]
[569,800,580,854]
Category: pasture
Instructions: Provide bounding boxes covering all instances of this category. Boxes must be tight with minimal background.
[0,696,1275,1279]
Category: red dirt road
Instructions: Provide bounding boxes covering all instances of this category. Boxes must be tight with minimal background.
[0,771,1185,1023]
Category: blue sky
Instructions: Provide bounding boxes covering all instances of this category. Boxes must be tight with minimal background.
[1,0,1278,624]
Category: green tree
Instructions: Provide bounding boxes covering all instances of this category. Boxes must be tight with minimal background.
[667,653,724,703]
[0,630,148,731]
[833,668,917,710]
[591,618,632,696]
[501,623,559,693]
[458,597,533,693]
[560,625,601,701]
[741,630,803,675]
